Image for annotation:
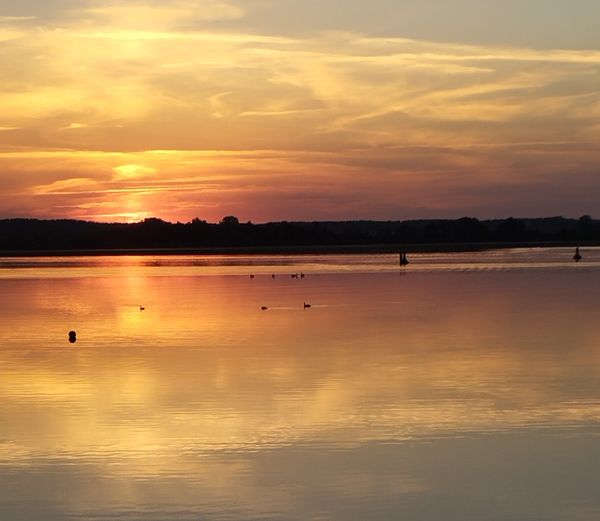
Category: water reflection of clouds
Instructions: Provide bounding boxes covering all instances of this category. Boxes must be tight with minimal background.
[2,435,600,520]
[2,268,600,519]
[2,273,600,453]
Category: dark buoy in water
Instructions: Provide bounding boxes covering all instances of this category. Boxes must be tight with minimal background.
[68,330,77,344]
[573,247,582,262]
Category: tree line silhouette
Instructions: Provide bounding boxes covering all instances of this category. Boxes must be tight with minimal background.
[0,215,598,252]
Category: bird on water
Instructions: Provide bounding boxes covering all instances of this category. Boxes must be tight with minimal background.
[573,247,582,262]
[399,252,409,266]
[303,302,311,309]
[68,331,77,344]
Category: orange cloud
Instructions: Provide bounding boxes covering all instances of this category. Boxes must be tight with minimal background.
[0,3,599,221]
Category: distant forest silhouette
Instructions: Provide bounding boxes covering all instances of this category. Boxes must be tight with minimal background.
[0,215,598,253]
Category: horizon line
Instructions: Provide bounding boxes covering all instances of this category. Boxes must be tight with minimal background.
[0,214,595,226]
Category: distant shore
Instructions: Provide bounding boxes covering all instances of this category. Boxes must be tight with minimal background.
[1,240,598,257]
[2,216,598,255]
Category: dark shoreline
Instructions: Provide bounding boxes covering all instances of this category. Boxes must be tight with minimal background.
[1,240,598,257]
[3,216,598,254]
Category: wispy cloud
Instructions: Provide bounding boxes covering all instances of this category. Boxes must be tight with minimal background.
[0,2,599,221]
[0,16,37,22]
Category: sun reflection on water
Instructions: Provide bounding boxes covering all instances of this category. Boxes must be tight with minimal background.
[1,261,600,519]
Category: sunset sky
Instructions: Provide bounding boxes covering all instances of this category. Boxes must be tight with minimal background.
[1,0,599,223]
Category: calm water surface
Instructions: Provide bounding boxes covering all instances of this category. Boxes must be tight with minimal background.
[1,248,600,520]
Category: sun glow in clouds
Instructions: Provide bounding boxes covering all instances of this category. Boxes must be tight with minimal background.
[1,0,600,221]
[113,164,157,179]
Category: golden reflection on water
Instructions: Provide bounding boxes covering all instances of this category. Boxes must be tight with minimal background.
[1,262,600,520]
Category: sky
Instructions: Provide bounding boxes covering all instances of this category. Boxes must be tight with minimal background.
[0,0,599,223]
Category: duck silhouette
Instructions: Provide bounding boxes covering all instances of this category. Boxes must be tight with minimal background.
[573,247,582,262]
[303,302,311,310]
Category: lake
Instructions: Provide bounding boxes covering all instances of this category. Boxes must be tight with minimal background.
[1,248,600,520]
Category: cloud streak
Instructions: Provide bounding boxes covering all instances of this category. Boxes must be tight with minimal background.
[0,1,599,221]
